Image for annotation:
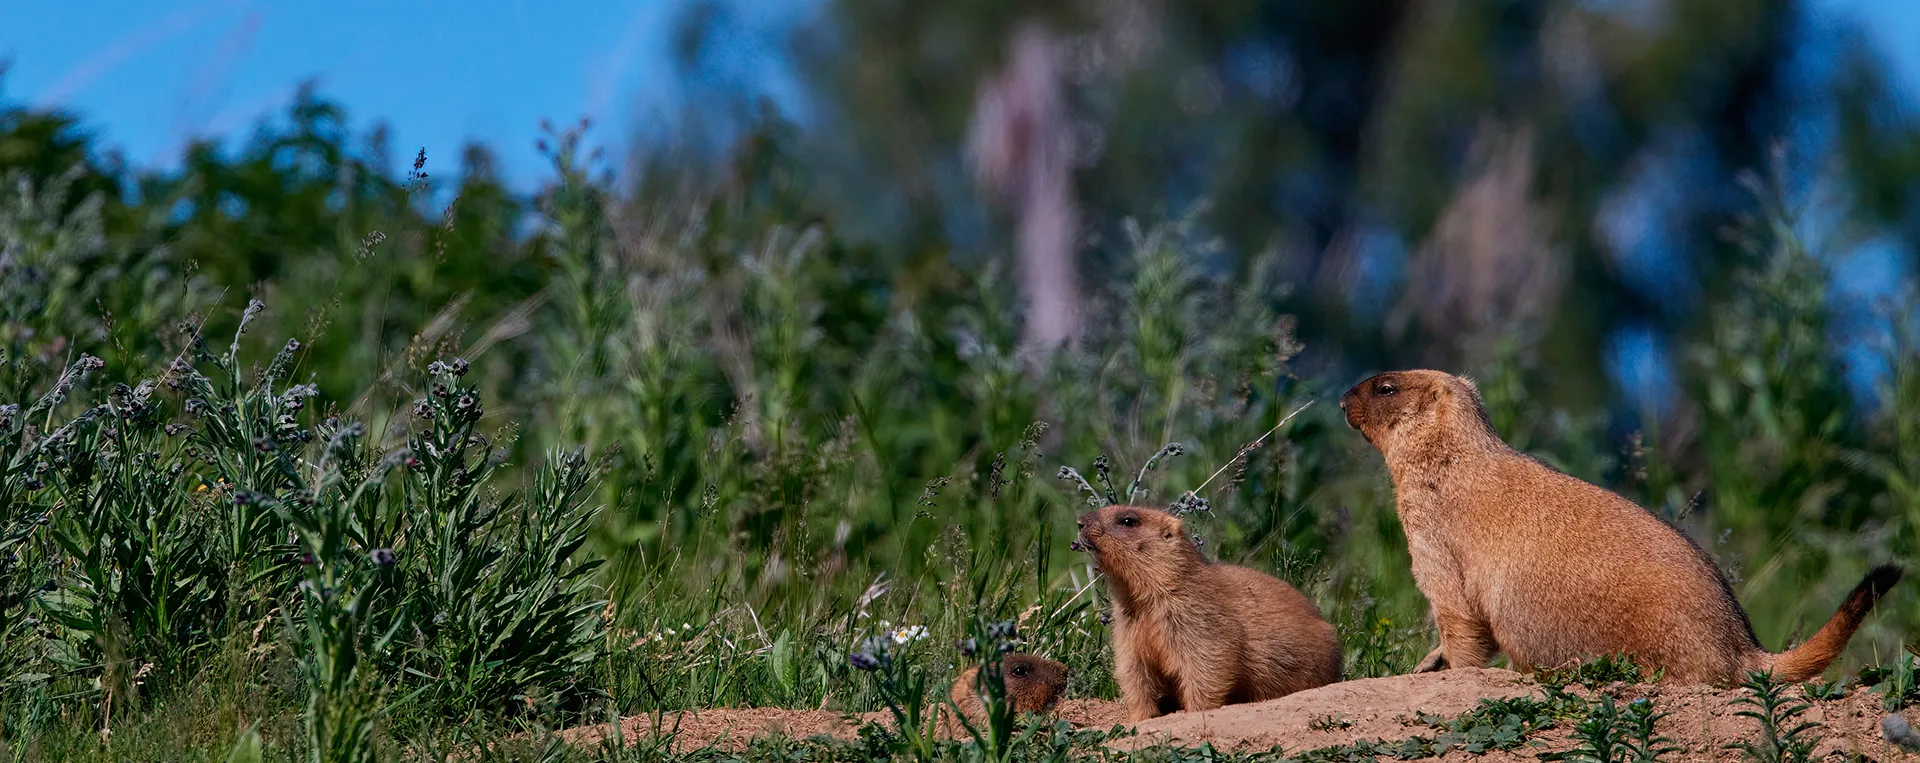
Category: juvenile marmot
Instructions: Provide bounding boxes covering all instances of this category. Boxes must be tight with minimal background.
[948,653,1069,725]
[1075,505,1342,721]
[1342,369,1902,685]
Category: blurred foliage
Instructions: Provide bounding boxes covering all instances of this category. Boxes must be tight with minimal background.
[677,0,1920,403]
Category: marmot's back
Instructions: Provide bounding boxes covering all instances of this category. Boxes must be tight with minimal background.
[1477,457,1761,682]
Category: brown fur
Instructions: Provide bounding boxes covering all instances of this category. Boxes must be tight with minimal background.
[1341,369,1902,686]
[948,653,1069,727]
[1075,505,1342,721]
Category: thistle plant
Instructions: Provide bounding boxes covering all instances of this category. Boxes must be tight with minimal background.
[0,355,112,734]
[384,359,608,720]
[279,418,403,763]
[1057,442,1186,509]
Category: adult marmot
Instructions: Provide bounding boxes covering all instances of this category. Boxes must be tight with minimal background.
[1075,505,1341,721]
[1341,369,1902,685]
[948,653,1069,726]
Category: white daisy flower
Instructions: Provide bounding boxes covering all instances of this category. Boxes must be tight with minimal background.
[892,624,929,644]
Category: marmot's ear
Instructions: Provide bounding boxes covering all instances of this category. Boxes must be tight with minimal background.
[1452,374,1484,405]
[1162,516,1182,539]
[1457,374,1480,394]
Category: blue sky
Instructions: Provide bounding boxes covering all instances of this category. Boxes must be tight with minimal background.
[0,0,814,189]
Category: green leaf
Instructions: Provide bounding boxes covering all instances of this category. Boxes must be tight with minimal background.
[224,724,264,763]
[770,628,797,697]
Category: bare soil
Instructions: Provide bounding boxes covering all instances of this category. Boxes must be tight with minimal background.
[557,668,1920,759]
[551,697,1130,754]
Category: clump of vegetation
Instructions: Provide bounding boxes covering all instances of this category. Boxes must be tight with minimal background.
[1544,695,1679,763]
[1272,694,1575,762]
[1414,695,1568,756]
[1533,654,1660,690]
[1725,671,1822,763]
[1858,651,1920,712]
[1,329,608,760]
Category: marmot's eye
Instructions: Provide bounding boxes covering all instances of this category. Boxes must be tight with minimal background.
[1118,515,1138,527]
[1011,665,1029,677]
[1375,382,1397,396]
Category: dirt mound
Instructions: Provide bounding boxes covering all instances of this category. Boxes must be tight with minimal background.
[552,699,1124,753]
[1124,667,1535,752]
[1621,681,1913,763]
[553,697,1132,754]
[1132,669,1920,760]
[553,707,861,753]
[558,669,1920,759]
[1051,697,1130,729]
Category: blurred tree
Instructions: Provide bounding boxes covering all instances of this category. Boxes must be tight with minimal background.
[968,22,1084,352]
[1,79,543,403]
[0,108,122,211]
[661,0,1920,413]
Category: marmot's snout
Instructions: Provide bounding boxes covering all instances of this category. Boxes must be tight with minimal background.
[1341,373,1409,435]
[1341,375,1387,431]
[1071,510,1100,552]
[1339,383,1363,430]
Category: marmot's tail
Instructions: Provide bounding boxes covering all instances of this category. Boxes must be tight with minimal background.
[1766,564,1903,683]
